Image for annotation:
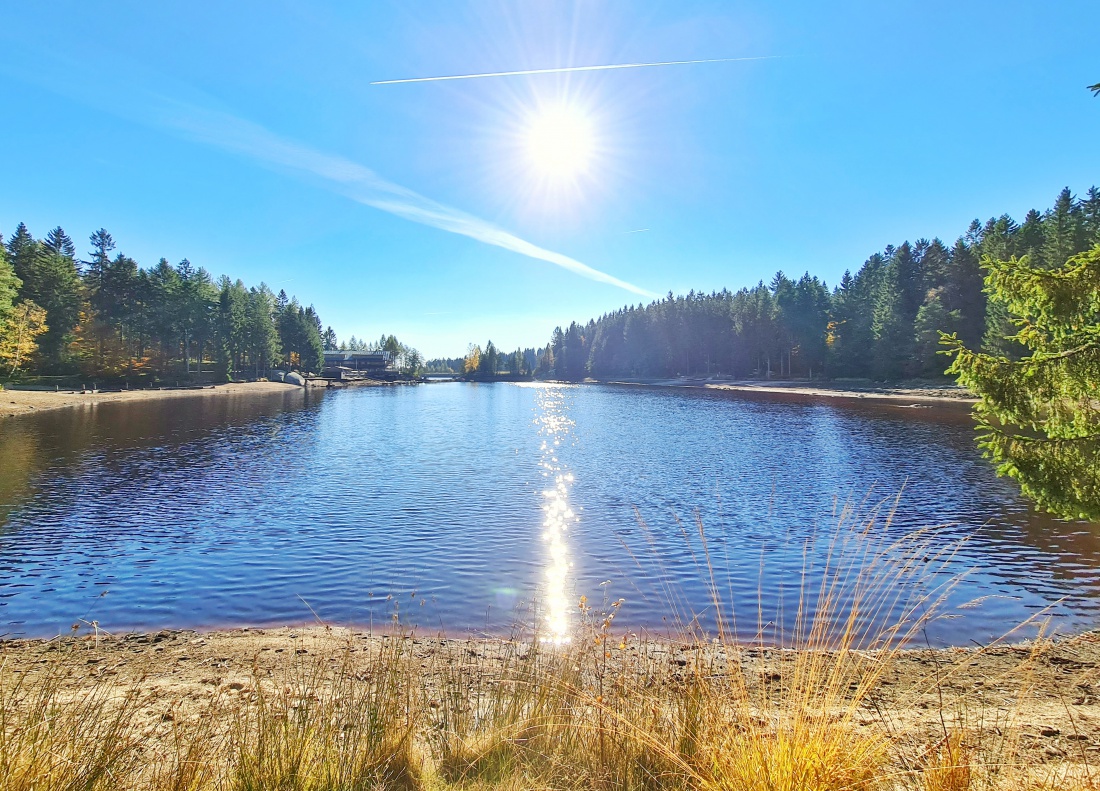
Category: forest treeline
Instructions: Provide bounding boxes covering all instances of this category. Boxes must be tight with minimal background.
[537,186,1100,382]
[0,224,336,379]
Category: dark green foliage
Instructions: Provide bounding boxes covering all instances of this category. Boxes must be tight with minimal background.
[7,226,82,368]
[913,296,959,377]
[277,298,325,373]
[944,245,1100,521]
[247,284,280,377]
[422,356,467,374]
[6,222,332,380]
[214,276,250,380]
[0,242,20,322]
[477,340,499,375]
[545,186,1100,385]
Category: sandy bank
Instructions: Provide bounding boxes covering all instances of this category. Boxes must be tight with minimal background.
[3,625,1098,772]
[0,381,300,420]
[602,377,978,405]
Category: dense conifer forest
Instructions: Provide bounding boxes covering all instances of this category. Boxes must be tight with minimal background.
[4,186,1098,385]
[537,186,1100,382]
[0,225,332,380]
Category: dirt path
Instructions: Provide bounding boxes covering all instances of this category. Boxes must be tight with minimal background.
[0,381,301,419]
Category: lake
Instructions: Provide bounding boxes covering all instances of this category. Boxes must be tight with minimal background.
[1,382,1098,646]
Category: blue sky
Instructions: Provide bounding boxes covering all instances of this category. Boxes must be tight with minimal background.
[1,1,1097,358]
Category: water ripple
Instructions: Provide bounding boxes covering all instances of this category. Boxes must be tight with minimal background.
[0,383,1097,645]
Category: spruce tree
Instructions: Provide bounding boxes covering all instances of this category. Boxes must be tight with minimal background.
[1042,188,1083,271]
[85,228,116,303]
[16,227,82,368]
[0,242,20,327]
[944,244,1100,520]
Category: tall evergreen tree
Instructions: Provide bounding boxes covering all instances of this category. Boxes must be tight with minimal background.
[1042,187,1083,271]
[85,228,116,303]
[12,226,82,368]
[0,241,20,327]
[247,284,280,377]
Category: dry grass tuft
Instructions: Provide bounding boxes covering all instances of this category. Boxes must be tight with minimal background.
[229,642,420,791]
[921,733,972,791]
[0,505,1096,790]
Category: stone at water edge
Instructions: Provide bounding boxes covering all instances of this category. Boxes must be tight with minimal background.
[285,372,305,386]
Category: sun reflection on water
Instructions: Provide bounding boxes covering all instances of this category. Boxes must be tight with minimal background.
[533,385,578,643]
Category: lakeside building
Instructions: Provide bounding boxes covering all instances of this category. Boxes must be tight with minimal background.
[322,350,395,378]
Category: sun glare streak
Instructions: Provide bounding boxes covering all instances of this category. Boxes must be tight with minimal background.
[533,384,579,643]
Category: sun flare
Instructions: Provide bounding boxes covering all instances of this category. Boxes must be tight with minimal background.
[524,104,595,181]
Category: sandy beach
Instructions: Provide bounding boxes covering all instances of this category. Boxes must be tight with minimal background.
[601,377,979,405]
[0,381,303,420]
[2,625,1098,777]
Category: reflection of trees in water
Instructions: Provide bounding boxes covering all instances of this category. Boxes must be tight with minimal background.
[977,511,1100,589]
[0,422,42,528]
[0,389,316,540]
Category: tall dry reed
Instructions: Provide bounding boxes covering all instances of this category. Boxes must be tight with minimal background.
[0,499,1094,790]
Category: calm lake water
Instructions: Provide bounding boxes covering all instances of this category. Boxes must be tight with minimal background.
[1,382,1098,646]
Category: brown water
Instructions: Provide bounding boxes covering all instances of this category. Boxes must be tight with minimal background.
[0,382,1097,645]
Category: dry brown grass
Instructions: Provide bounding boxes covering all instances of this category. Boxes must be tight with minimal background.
[1,507,1096,790]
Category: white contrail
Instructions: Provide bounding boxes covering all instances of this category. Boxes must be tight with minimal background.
[157,101,657,298]
[0,48,657,297]
[371,56,777,85]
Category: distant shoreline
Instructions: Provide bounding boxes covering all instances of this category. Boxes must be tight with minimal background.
[0,380,304,420]
[597,377,978,405]
[2,377,978,420]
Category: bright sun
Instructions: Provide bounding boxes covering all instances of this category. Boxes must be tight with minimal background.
[524,105,595,181]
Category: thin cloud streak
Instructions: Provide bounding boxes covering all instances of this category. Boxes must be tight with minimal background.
[156,101,656,298]
[624,228,650,234]
[371,56,778,85]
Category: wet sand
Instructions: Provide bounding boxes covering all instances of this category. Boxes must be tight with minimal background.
[0,381,300,419]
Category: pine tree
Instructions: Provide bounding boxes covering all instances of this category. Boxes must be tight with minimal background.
[7,223,37,284]
[871,259,912,379]
[247,284,280,377]
[298,307,324,373]
[15,227,82,368]
[85,228,116,303]
[913,296,959,377]
[1082,187,1100,245]
[0,242,20,329]
[478,340,498,376]
[43,227,76,259]
[943,239,987,348]
[1042,188,1083,271]
[944,244,1100,520]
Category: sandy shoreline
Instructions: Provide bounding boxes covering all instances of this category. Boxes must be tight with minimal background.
[600,377,978,405]
[2,625,1098,772]
[1,378,977,420]
[0,380,303,419]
